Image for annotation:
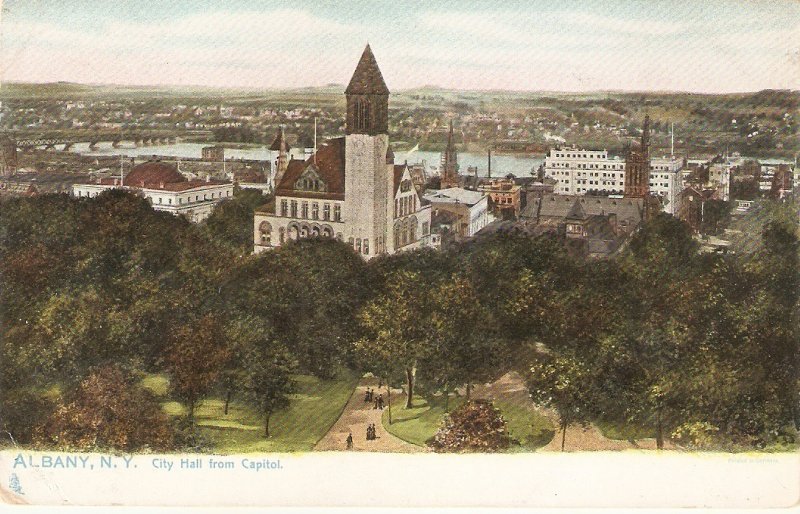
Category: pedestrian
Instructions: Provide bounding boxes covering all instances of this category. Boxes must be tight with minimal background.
[374,397,378,409]
[364,389,370,403]
[368,388,373,402]
[346,432,353,450]
[378,394,384,410]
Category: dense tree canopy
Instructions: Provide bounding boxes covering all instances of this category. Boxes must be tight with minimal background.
[0,191,797,451]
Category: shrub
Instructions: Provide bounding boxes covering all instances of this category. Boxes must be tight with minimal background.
[429,399,513,452]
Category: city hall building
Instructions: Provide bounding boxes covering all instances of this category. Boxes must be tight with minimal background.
[253,45,431,259]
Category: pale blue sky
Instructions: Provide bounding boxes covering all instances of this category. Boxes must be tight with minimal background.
[1,0,798,92]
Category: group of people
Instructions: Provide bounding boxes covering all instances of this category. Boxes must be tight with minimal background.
[343,386,386,449]
[344,423,379,449]
[364,388,385,410]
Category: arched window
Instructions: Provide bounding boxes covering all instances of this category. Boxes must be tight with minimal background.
[355,99,370,131]
[259,221,272,245]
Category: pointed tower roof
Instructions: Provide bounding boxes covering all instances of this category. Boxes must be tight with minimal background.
[446,119,455,150]
[345,44,389,95]
[565,199,588,220]
[269,126,290,151]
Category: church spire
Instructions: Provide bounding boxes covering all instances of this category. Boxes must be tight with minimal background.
[345,44,389,135]
[641,114,650,154]
[440,119,459,188]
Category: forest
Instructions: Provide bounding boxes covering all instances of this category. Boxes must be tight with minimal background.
[0,189,797,453]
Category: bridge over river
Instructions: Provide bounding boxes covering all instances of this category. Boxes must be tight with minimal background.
[5,129,212,151]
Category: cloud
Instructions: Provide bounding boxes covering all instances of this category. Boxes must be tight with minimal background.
[560,12,686,36]
[1,4,796,92]
[3,9,358,51]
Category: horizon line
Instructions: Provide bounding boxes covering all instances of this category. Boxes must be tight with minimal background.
[2,80,797,98]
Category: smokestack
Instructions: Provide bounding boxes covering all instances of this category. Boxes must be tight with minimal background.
[488,148,492,178]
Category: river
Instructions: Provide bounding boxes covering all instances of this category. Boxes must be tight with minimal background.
[69,142,544,178]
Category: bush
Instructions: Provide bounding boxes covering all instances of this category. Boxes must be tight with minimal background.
[33,364,174,452]
[429,400,514,452]
[0,389,57,445]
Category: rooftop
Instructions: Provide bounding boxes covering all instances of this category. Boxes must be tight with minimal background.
[423,187,486,207]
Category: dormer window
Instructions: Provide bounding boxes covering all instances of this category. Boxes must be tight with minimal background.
[295,165,326,193]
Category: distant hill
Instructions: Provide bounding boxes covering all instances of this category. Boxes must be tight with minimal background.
[2,81,797,103]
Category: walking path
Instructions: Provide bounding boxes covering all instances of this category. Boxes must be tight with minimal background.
[314,376,421,453]
[473,372,675,452]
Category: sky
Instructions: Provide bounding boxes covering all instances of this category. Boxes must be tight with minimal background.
[1,0,798,93]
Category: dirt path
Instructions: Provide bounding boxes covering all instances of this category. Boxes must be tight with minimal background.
[314,376,421,453]
[472,372,675,452]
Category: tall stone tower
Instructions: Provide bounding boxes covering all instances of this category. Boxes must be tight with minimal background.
[345,44,389,136]
[624,115,651,198]
[440,119,459,188]
[344,44,392,255]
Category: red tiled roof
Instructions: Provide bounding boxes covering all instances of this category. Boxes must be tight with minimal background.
[393,164,405,194]
[124,161,185,187]
[275,137,345,199]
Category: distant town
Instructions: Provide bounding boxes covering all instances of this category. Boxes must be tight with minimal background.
[1,64,797,259]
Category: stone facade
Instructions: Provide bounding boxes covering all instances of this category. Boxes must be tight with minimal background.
[253,45,431,260]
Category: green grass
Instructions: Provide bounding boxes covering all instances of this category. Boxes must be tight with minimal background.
[139,369,360,453]
[140,374,169,396]
[595,419,654,441]
[492,397,555,451]
[382,392,555,451]
[382,394,466,447]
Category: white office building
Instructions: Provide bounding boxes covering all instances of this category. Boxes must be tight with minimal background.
[544,147,684,213]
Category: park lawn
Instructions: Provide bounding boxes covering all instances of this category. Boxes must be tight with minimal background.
[139,369,360,453]
[382,392,554,451]
[491,397,555,451]
[382,393,466,447]
[595,419,654,441]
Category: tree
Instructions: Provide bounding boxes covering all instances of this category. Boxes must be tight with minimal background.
[165,314,230,426]
[528,351,597,451]
[204,187,269,255]
[34,364,173,451]
[358,269,432,409]
[234,317,296,438]
[424,277,504,406]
